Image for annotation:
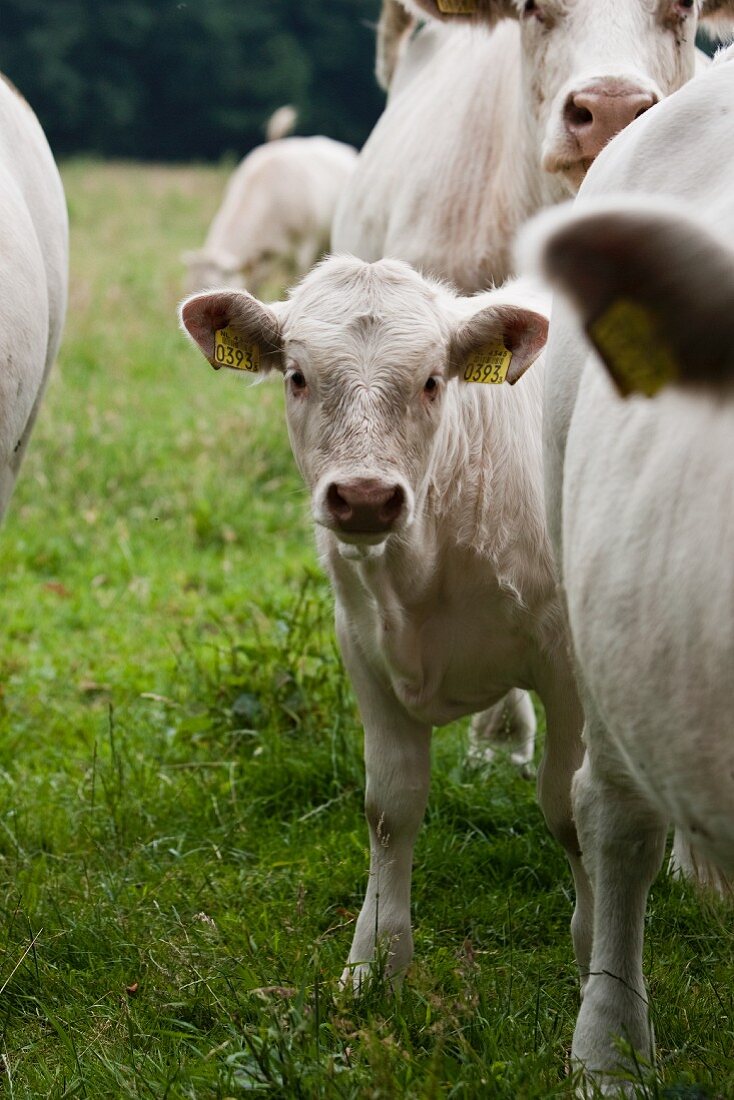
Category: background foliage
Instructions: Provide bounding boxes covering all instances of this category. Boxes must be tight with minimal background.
[0,0,383,160]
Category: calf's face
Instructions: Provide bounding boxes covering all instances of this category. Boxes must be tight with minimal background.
[180,257,547,549]
[405,0,733,192]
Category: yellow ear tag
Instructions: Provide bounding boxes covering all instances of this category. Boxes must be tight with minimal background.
[589,299,678,397]
[213,326,260,373]
[438,0,478,11]
[462,344,513,385]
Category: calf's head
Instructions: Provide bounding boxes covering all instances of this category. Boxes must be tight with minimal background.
[401,0,734,192]
[180,257,548,549]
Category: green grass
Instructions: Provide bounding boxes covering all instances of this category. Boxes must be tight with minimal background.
[0,160,731,1097]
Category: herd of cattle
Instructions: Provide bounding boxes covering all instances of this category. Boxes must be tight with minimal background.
[2,0,733,1093]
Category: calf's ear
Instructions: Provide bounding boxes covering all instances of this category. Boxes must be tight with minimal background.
[179,290,285,375]
[397,0,517,24]
[449,300,548,386]
[533,201,734,394]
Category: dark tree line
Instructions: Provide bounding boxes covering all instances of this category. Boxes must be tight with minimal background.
[0,0,384,160]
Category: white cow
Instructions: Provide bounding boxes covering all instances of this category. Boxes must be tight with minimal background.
[179,257,593,988]
[0,75,68,523]
[333,0,728,294]
[182,117,358,296]
[523,41,734,1093]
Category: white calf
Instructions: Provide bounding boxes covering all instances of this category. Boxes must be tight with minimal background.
[180,257,591,987]
[334,0,728,293]
[183,128,357,296]
[524,43,734,1093]
[0,75,68,523]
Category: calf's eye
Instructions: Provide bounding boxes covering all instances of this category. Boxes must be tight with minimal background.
[289,370,307,393]
[424,376,439,397]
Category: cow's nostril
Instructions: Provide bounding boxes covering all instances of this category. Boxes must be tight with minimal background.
[327,483,351,519]
[381,486,405,523]
[567,103,593,127]
[635,103,652,120]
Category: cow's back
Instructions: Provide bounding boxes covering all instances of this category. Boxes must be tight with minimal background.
[0,76,68,519]
[207,136,357,258]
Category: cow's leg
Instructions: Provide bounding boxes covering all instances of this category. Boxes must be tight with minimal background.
[571,727,667,1094]
[339,634,431,989]
[468,688,536,774]
[534,663,593,982]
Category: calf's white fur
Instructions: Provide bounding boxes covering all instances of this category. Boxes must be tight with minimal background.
[180,257,591,986]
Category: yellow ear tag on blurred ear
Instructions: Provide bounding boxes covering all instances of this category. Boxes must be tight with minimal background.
[462,344,512,385]
[589,299,678,397]
[213,326,260,373]
[438,0,478,11]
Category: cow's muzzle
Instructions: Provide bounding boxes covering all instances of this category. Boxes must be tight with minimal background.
[316,475,411,542]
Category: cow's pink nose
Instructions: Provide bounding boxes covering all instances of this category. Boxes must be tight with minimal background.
[564,84,658,160]
[326,478,405,534]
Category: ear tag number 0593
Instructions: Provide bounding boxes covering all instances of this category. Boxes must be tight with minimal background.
[213,326,260,373]
[463,344,512,385]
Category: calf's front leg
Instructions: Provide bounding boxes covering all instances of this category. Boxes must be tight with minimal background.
[339,635,431,988]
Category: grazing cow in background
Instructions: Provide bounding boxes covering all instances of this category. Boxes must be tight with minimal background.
[334,0,728,294]
[0,74,68,523]
[179,257,593,990]
[523,41,734,1093]
[182,109,358,296]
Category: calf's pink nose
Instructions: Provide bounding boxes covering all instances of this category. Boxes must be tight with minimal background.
[326,478,405,534]
[564,84,658,160]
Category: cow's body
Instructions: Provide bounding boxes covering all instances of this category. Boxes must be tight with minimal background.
[183,136,358,296]
[334,0,723,294]
[527,44,734,1092]
[0,75,68,522]
[180,259,592,988]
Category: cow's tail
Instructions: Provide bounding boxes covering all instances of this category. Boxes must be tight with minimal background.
[669,831,733,899]
[376,0,415,92]
[265,105,298,142]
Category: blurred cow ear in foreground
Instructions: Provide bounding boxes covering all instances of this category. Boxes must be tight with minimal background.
[179,290,285,375]
[529,200,734,395]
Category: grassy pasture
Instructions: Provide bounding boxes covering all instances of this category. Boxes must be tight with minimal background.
[0,160,731,1097]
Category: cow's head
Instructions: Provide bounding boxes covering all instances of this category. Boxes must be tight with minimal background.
[524,197,734,394]
[180,258,548,552]
[401,0,734,192]
[181,248,246,295]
